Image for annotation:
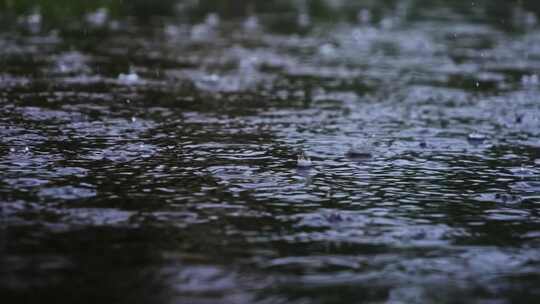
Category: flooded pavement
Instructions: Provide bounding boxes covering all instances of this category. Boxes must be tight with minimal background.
[1,1,540,303]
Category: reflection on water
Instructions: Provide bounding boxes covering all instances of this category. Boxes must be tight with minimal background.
[1,1,540,303]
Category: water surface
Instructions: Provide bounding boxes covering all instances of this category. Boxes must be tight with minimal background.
[1,1,540,303]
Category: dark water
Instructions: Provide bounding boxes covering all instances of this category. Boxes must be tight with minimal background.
[1,1,540,303]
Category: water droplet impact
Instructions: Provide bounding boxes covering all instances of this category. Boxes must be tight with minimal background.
[346,140,373,158]
[467,132,487,142]
[86,8,108,27]
[521,74,539,87]
[297,152,313,168]
[357,9,371,24]
[243,15,259,32]
[118,71,140,85]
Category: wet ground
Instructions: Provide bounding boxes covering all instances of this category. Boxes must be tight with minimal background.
[1,1,540,303]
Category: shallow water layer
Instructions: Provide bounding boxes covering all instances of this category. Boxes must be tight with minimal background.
[1,1,540,303]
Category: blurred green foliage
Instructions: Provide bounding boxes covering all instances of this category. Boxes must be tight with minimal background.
[1,0,121,18]
[0,0,177,21]
[1,0,539,29]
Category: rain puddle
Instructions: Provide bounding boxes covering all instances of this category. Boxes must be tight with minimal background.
[1,1,540,303]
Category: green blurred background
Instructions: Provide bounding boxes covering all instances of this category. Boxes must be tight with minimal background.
[1,0,539,28]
